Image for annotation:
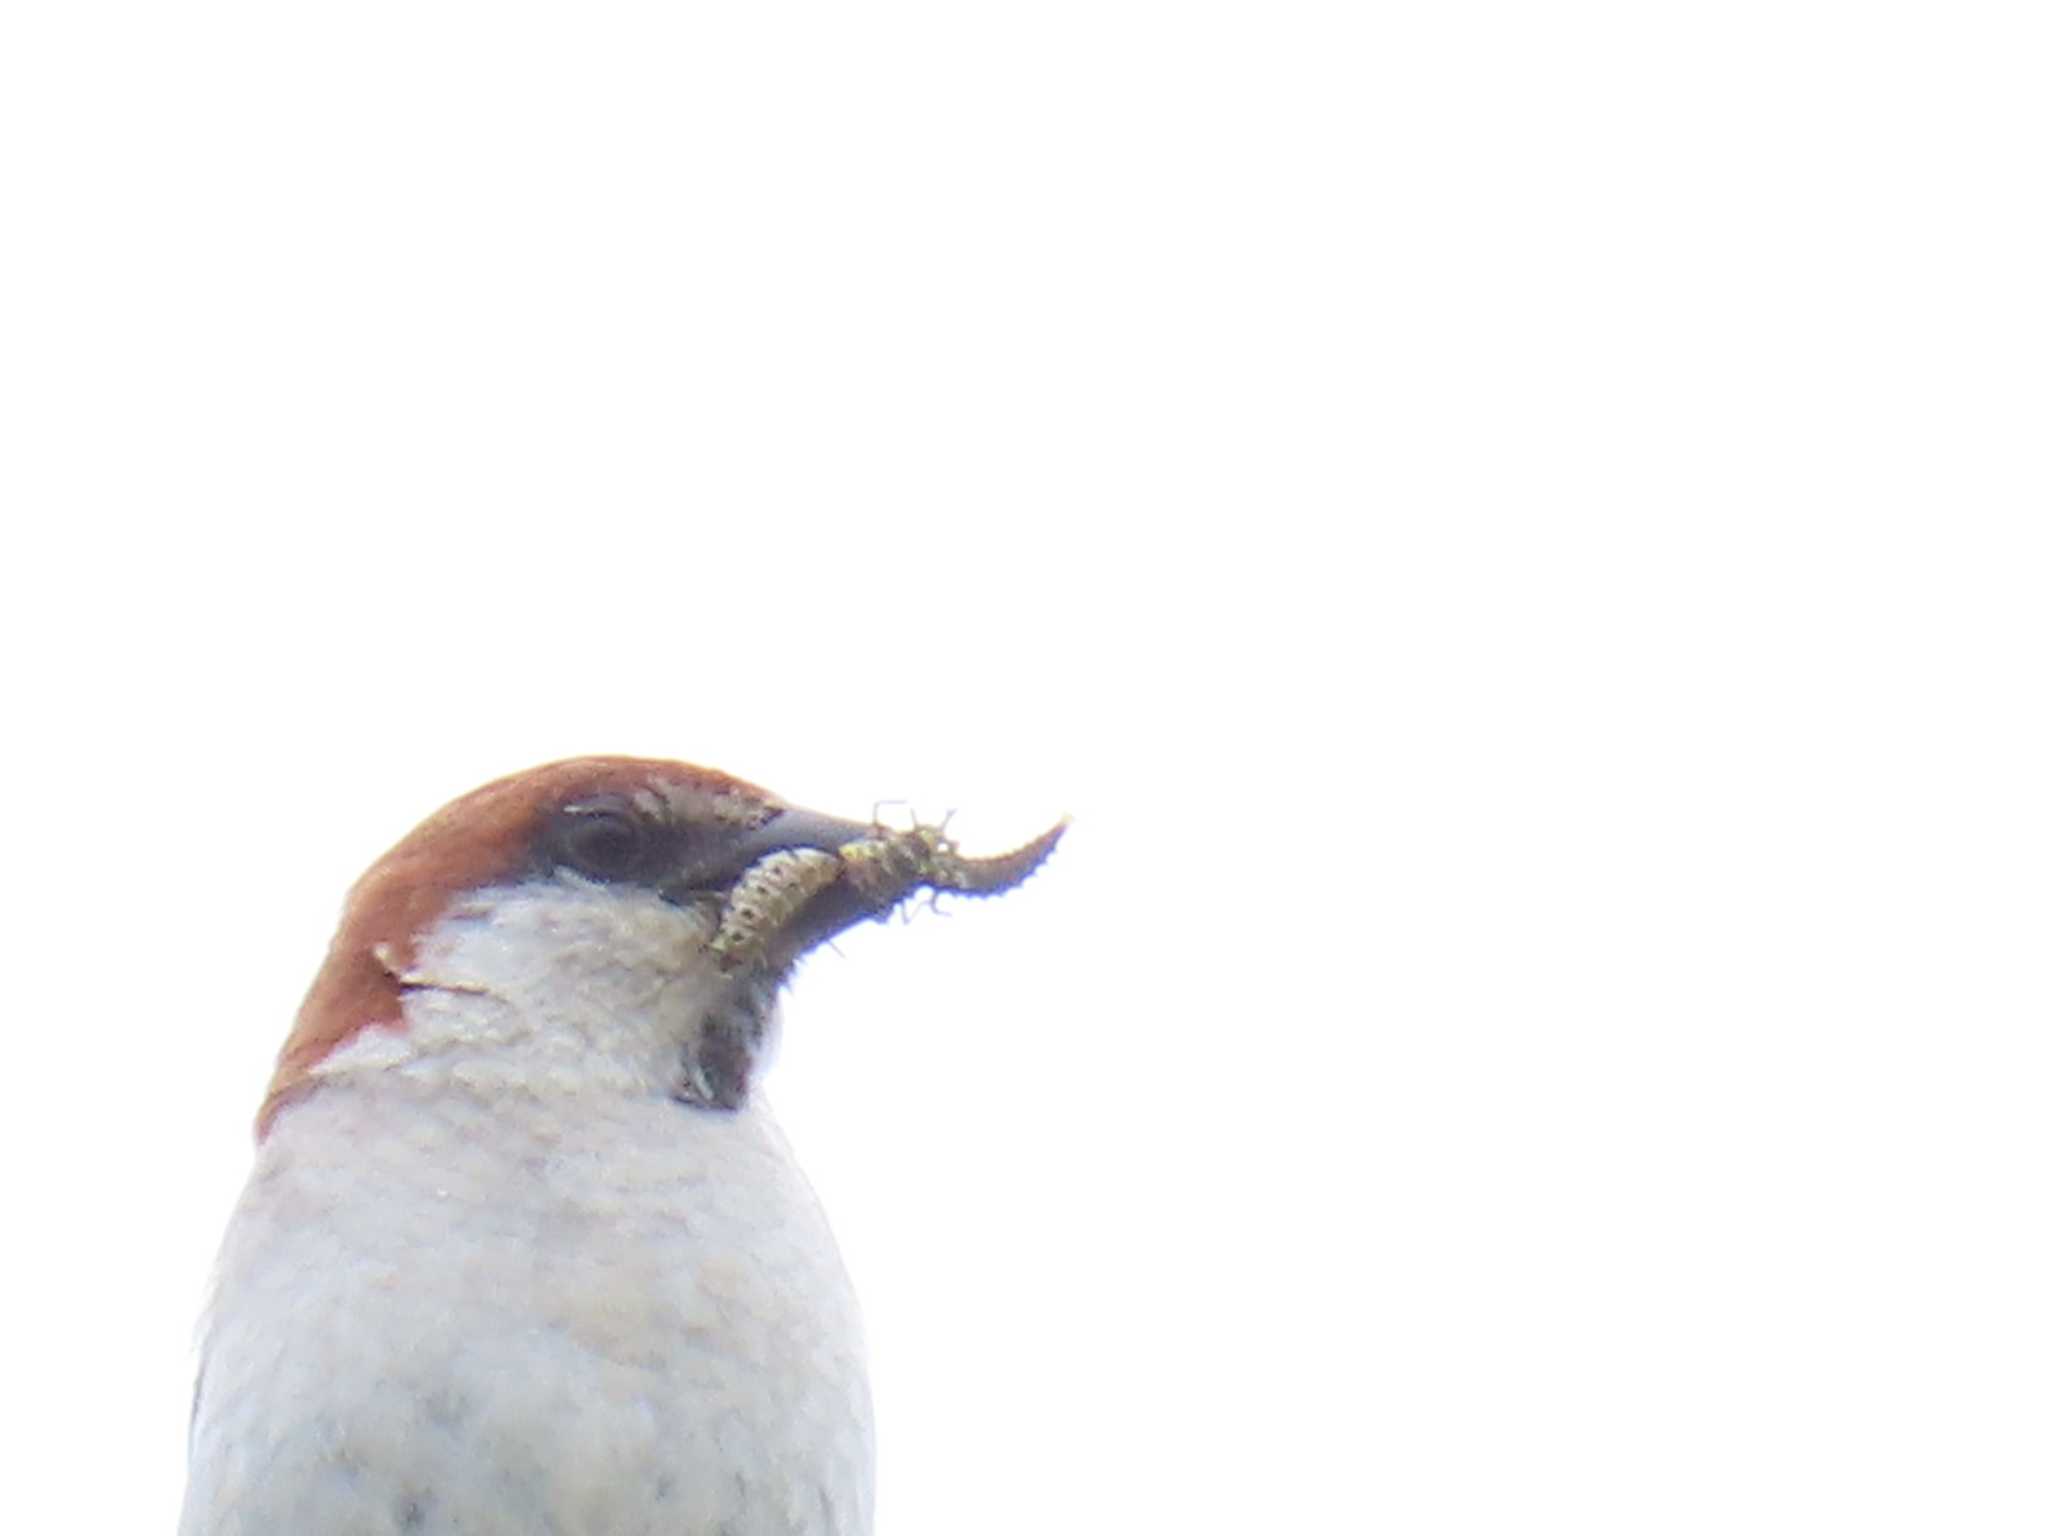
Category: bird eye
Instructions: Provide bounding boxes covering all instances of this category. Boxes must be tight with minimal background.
[555,806,649,880]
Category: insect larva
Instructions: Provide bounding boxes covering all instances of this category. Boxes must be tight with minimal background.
[837,820,1068,905]
[708,848,844,971]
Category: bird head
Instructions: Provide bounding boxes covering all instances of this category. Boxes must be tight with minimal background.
[260,757,1064,1133]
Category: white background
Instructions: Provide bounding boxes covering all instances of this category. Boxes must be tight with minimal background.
[2,3,2042,1531]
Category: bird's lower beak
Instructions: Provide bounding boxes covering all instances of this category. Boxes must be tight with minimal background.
[691,804,1067,975]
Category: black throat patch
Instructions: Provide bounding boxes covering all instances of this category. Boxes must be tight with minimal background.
[676,980,776,1112]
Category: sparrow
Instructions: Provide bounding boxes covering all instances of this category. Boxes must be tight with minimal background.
[179,756,1063,1536]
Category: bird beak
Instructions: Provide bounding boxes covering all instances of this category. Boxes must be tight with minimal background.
[681,803,1067,975]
